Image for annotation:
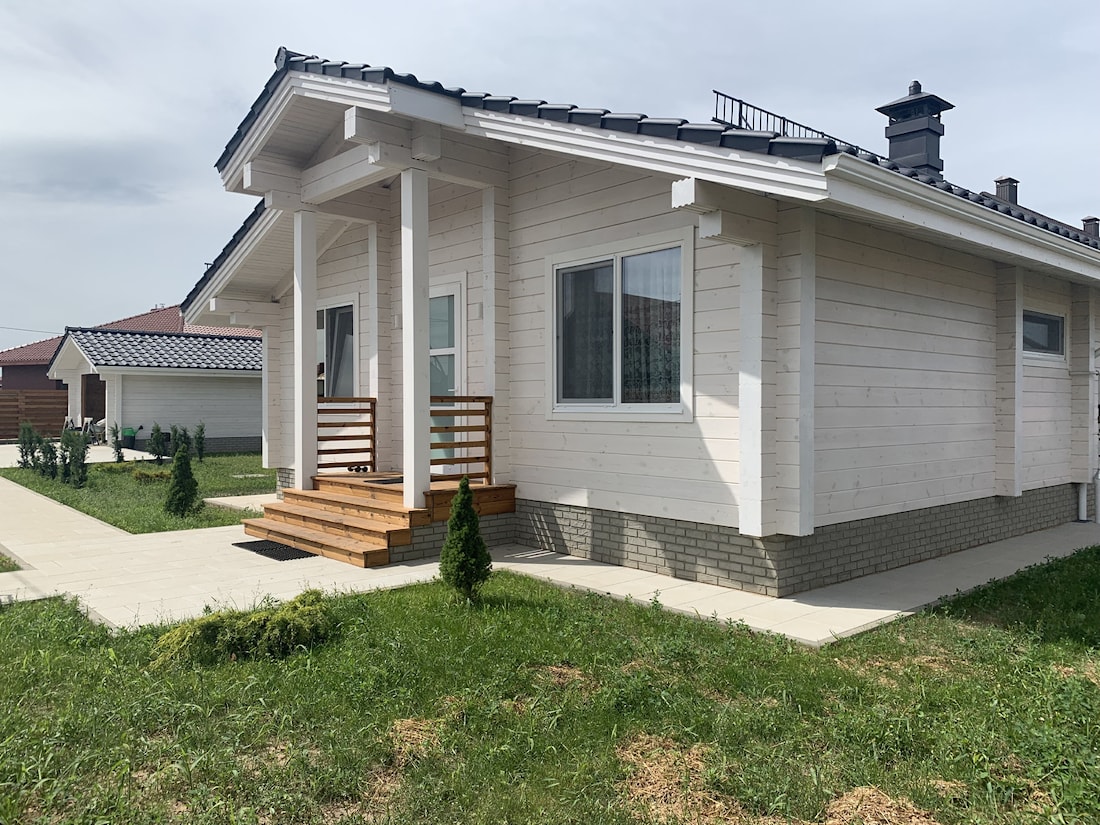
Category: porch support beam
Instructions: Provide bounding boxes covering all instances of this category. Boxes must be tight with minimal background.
[482,185,510,482]
[401,167,431,509]
[293,209,318,491]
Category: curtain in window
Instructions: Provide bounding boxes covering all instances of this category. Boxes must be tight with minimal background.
[558,262,613,401]
[326,306,355,397]
[622,248,680,403]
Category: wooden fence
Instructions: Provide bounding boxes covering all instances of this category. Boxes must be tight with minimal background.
[0,390,68,440]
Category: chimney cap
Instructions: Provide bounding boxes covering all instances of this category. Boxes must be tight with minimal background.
[876,80,954,122]
[995,176,1020,185]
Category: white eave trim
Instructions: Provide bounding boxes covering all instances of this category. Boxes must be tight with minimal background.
[91,367,262,379]
[462,110,827,202]
[824,153,1100,281]
[220,72,829,204]
[182,207,282,326]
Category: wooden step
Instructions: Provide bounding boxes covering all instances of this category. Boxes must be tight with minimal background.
[424,484,518,522]
[262,502,412,547]
[313,475,405,503]
[283,489,431,527]
[243,518,389,568]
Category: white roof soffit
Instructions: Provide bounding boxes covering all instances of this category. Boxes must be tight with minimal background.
[182,207,284,326]
[824,153,1100,282]
[221,72,829,203]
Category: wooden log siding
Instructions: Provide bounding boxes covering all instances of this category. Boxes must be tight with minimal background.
[0,389,68,439]
[317,397,377,471]
[430,395,493,483]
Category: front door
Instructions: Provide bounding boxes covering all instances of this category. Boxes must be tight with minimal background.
[430,285,462,472]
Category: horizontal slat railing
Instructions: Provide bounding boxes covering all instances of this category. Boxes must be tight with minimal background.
[317,396,376,472]
[430,395,492,483]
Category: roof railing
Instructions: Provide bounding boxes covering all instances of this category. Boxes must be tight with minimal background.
[712,89,884,162]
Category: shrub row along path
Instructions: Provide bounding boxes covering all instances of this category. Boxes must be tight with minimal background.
[2,473,1100,645]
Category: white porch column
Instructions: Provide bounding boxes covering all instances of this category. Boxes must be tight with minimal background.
[739,241,779,538]
[61,372,83,425]
[481,185,510,483]
[293,209,318,490]
[401,167,430,508]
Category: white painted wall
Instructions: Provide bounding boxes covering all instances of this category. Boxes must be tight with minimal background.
[813,213,998,525]
[117,373,260,438]
[1020,272,1072,490]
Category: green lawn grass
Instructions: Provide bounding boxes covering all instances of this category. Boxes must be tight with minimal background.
[0,454,274,533]
[2,550,1098,825]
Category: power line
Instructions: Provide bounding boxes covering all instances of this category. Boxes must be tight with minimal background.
[0,325,62,336]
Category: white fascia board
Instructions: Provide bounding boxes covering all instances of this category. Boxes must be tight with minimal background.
[94,367,261,379]
[46,337,91,379]
[824,153,1100,281]
[463,110,828,202]
[181,208,283,326]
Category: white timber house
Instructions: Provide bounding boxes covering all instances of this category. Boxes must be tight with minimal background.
[183,50,1100,595]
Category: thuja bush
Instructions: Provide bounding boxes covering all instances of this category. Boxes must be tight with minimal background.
[164,444,199,517]
[169,425,190,458]
[60,430,90,488]
[17,422,36,469]
[109,422,124,463]
[148,423,167,465]
[194,421,206,462]
[150,589,335,667]
[439,475,492,601]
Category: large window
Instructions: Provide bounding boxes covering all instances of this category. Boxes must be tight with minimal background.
[1023,310,1064,356]
[552,231,691,416]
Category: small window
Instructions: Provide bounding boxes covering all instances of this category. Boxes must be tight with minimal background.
[1022,310,1064,356]
[316,304,355,396]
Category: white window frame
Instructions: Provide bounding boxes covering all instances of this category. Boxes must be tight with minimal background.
[545,227,694,422]
[317,292,359,397]
[429,273,467,397]
[1022,307,1067,361]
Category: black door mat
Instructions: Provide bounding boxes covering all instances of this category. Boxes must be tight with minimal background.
[233,540,317,562]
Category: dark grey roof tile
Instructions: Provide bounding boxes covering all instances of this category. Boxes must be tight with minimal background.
[677,123,725,145]
[767,137,836,162]
[720,130,777,152]
[567,108,609,126]
[66,328,261,372]
[638,118,687,138]
[537,103,575,122]
[508,100,546,116]
[482,95,516,112]
[602,113,646,133]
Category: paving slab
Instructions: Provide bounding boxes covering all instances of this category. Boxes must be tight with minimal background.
[3,475,1100,646]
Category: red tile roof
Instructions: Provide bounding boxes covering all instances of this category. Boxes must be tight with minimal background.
[0,305,261,367]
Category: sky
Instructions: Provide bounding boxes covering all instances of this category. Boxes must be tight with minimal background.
[0,1,1097,352]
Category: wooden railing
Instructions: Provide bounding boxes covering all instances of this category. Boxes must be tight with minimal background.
[317,397,376,472]
[431,395,492,483]
[315,395,493,483]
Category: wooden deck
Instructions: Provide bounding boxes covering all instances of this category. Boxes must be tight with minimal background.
[242,472,516,568]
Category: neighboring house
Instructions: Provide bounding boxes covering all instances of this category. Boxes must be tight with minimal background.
[182,48,1100,595]
[47,328,262,453]
[0,304,260,400]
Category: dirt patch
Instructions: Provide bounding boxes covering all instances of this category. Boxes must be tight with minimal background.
[390,717,441,767]
[616,733,744,824]
[541,663,588,687]
[825,786,943,825]
[1083,661,1100,687]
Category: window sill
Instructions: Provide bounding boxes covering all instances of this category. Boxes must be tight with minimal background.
[548,403,693,423]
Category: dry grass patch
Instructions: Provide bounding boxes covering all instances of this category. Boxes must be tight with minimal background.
[825,786,942,825]
[616,733,747,824]
[540,663,588,687]
[389,717,441,767]
[929,779,967,800]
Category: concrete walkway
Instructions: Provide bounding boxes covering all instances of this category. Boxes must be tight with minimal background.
[2,475,1098,645]
[0,443,154,468]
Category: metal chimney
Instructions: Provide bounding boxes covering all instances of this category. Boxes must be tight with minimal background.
[1084,217,1100,238]
[995,177,1019,204]
[876,80,955,180]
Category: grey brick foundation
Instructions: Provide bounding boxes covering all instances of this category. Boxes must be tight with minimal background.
[136,436,261,455]
[513,484,1093,597]
[392,512,516,564]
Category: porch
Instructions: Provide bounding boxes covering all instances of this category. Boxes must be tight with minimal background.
[242,395,515,567]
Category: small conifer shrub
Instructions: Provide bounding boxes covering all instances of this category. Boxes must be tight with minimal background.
[17,422,37,469]
[164,443,199,517]
[109,422,124,463]
[439,476,492,601]
[194,421,206,462]
[148,423,167,465]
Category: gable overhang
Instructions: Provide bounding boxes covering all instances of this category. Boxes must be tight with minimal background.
[88,366,261,379]
[823,153,1100,283]
[45,334,92,380]
[219,70,830,204]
